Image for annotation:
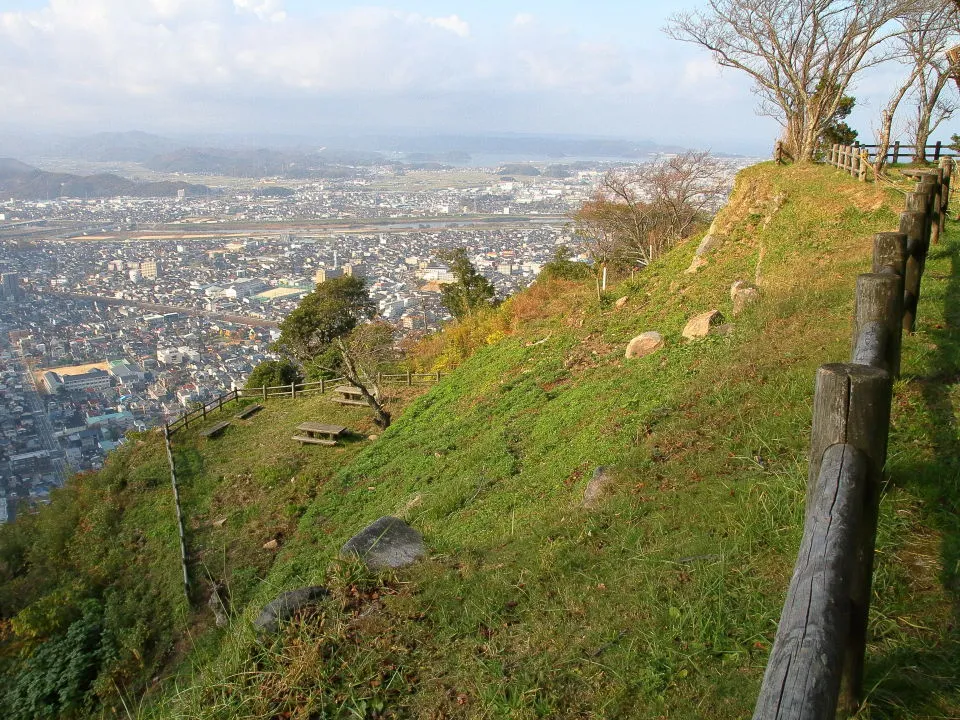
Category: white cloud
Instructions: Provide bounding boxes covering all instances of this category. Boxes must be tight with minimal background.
[0,0,770,142]
[233,0,286,23]
[425,14,470,38]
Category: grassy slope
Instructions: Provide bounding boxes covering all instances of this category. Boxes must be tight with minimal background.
[145,163,960,719]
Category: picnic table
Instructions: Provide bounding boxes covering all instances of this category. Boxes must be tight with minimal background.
[292,422,348,446]
[332,385,367,407]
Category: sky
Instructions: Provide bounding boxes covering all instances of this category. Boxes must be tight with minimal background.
[0,0,940,154]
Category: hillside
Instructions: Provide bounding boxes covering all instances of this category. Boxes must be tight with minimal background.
[0,158,211,200]
[1,163,957,719]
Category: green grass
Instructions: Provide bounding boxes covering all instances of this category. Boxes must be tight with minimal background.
[4,163,957,719]
[136,164,959,719]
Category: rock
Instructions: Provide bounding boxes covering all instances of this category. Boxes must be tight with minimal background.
[367,434,379,441]
[625,331,664,359]
[695,233,720,257]
[208,584,229,628]
[253,586,329,635]
[614,296,629,309]
[583,467,616,509]
[684,256,708,274]
[262,538,279,550]
[341,516,425,569]
[731,282,760,315]
[710,323,735,337]
[682,310,724,339]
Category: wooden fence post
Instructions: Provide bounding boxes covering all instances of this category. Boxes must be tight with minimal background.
[939,157,953,228]
[407,369,412,386]
[852,273,903,376]
[320,377,325,393]
[921,171,943,246]
[859,150,869,182]
[900,200,929,334]
[892,141,900,165]
[806,363,892,712]
[753,443,868,720]
[290,381,296,399]
[872,232,908,277]
[934,140,942,161]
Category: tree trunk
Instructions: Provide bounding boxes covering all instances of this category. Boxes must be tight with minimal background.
[913,114,932,163]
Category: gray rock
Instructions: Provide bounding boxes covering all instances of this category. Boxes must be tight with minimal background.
[208,584,229,628]
[583,467,616,509]
[732,284,760,315]
[682,310,724,339]
[684,256,708,274]
[625,331,664,359]
[253,586,329,635]
[695,233,719,257]
[341,516,425,569]
[614,295,629,309]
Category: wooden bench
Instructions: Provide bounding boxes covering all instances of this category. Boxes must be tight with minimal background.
[293,422,348,446]
[332,385,367,406]
[234,403,263,420]
[201,420,231,438]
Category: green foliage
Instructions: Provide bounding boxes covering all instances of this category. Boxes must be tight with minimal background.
[437,247,497,320]
[244,359,302,390]
[818,92,858,153]
[539,246,592,282]
[274,275,375,363]
[3,599,107,719]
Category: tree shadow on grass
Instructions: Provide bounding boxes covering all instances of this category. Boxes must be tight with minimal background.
[866,241,960,716]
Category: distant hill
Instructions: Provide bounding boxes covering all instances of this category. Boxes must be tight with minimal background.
[0,158,211,200]
[145,147,384,177]
[53,131,183,163]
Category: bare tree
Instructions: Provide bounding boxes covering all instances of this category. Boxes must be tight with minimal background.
[900,3,960,161]
[666,0,911,162]
[573,151,730,279]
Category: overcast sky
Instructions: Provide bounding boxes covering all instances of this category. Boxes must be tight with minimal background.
[0,0,943,154]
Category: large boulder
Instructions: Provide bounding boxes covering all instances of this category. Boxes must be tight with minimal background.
[682,310,723,339]
[341,516,426,569]
[582,467,617,509]
[625,331,664,359]
[253,586,329,635]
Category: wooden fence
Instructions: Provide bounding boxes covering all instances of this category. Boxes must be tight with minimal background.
[753,162,951,718]
[164,370,444,437]
[826,142,958,179]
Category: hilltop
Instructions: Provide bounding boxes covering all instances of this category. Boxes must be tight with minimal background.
[0,163,957,719]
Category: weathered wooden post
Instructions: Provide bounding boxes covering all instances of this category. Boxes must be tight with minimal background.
[934,140,942,161]
[921,171,943,246]
[806,363,892,713]
[892,141,901,165]
[872,232,908,277]
[858,150,869,182]
[407,369,412,386]
[261,384,267,400]
[939,157,953,229]
[753,443,868,720]
[852,273,903,376]
[320,377,325,394]
[900,198,929,334]
[290,381,296,399]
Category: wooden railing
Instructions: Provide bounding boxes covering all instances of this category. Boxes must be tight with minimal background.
[826,142,958,179]
[753,162,951,718]
[164,370,444,437]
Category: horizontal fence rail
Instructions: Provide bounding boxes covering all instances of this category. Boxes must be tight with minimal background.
[164,370,445,437]
[754,161,952,718]
[826,143,958,182]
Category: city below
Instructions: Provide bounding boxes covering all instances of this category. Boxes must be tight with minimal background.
[0,153,748,524]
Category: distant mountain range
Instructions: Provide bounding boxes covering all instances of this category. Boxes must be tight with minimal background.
[0,130,692,180]
[0,158,210,200]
